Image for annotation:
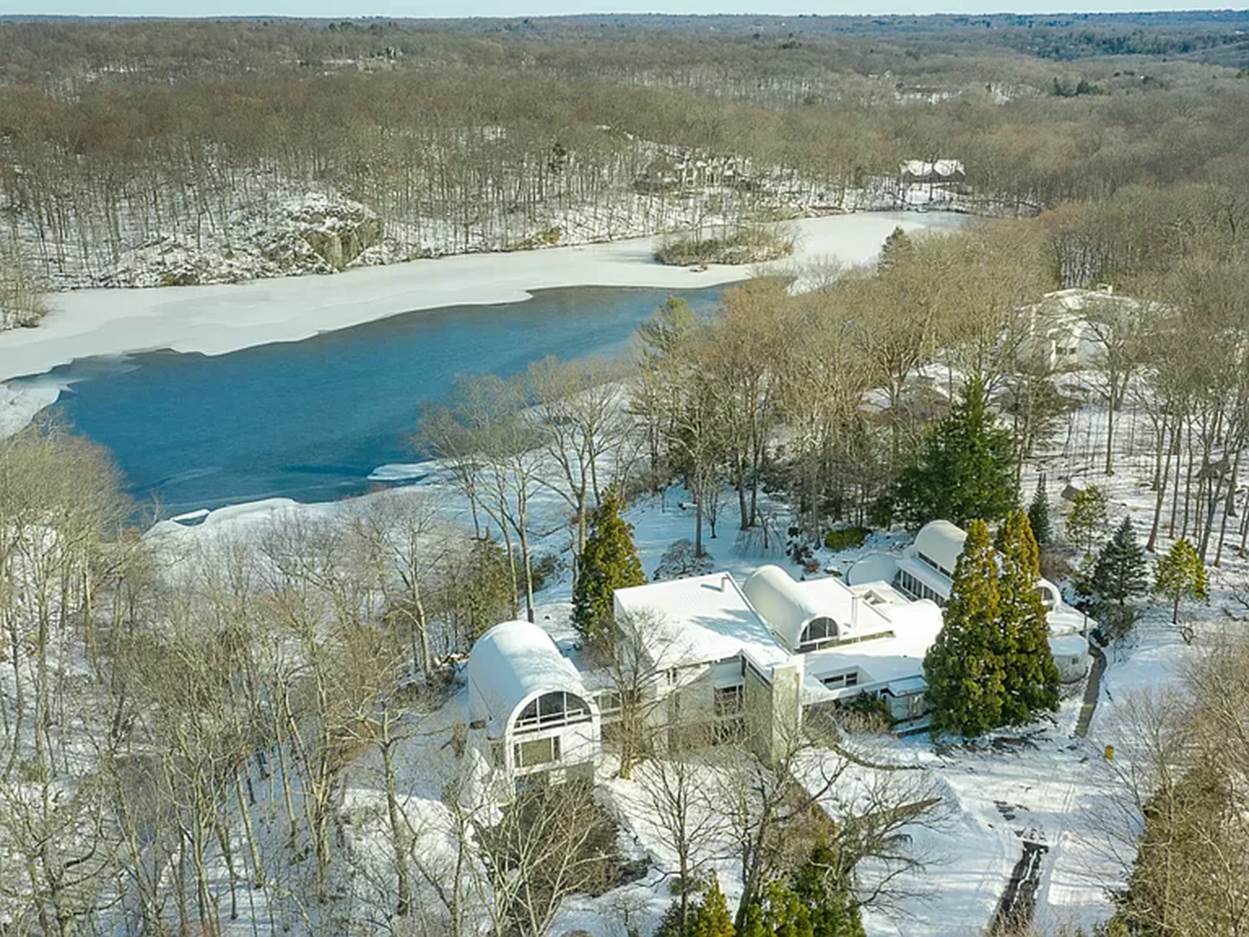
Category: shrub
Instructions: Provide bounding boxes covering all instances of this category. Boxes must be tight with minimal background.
[653,538,714,581]
[823,527,870,551]
[654,225,794,266]
[837,692,892,731]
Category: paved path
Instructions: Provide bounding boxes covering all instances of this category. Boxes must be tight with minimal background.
[991,841,1050,934]
[1075,643,1108,738]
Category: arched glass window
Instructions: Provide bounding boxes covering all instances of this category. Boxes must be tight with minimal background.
[798,616,840,652]
[513,691,591,734]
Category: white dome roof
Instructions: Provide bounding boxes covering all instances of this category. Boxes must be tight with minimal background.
[466,620,591,732]
[742,565,855,650]
[913,520,967,576]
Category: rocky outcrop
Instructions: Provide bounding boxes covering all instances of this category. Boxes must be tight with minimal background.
[287,196,384,270]
[100,193,385,288]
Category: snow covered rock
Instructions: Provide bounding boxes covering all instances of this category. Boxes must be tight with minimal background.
[99,192,384,287]
[283,194,384,270]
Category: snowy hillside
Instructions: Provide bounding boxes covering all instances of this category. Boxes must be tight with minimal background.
[5,137,1006,295]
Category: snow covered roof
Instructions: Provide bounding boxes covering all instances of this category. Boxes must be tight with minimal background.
[899,159,965,179]
[742,565,893,649]
[1048,632,1091,658]
[1036,287,1135,314]
[803,599,944,689]
[913,520,966,578]
[844,552,900,588]
[613,572,791,674]
[1047,603,1093,637]
[466,620,592,735]
[742,565,837,649]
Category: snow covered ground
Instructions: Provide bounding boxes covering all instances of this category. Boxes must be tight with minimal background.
[140,437,1222,937]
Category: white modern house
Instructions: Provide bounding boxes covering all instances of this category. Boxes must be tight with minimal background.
[846,520,1093,683]
[899,159,966,185]
[1017,286,1141,373]
[464,520,1093,790]
[465,620,601,790]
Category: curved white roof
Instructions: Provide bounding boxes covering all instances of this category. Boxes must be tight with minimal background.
[742,564,852,650]
[845,552,900,588]
[913,520,967,576]
[466,620,591,732]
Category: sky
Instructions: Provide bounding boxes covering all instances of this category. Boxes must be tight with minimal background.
[4,1,1246,18]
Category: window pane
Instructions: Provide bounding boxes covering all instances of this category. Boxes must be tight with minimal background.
[714,685,744,717]
[515,736,558,768]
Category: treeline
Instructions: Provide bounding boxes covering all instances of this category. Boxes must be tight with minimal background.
[2,17,1249,286]
[0,422,529,932]
[4,13,1249,91]
[616,189,1249,579]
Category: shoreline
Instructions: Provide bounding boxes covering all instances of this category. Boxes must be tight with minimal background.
[0,211,967,388]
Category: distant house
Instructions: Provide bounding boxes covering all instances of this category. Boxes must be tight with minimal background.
[847,520,1093,683]
[1018,285,1139,373]
[899,159,966,185]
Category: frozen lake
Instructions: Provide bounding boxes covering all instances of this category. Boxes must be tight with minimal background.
[33,285,725,516]
[9,210,972,518]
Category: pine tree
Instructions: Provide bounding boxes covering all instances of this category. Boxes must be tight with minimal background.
[461,536,518,637]
[571,490,646,647]
[1027,474,1052,549]
[691,874,737,937]
[792,842,866,937]
[877,225,913,272]
[893,377,1017,528]
[1066,485,1109,558]
[1091,517,1149,611]
[924,519,1006,738]
[739,880,814,937]
[996,510,1060,724]
[1154,537,1207,625]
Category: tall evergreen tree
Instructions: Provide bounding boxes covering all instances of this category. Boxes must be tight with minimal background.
[877,225,913,272]
[1154,537,1207,626]
[1091,517,1149,610]
[924,519,1006,737]
[739,879,814,937]
[691,874,737,937]
[996,510,1060,724]
[893,377,1017,528]
[1027,474,1053,549]
[792,842,866,937]
[571,490,645,646]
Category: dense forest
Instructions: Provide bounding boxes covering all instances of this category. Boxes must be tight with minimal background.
[1,13,1248,289]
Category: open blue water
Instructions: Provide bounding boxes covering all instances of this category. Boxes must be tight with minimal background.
[33,285,725,517]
